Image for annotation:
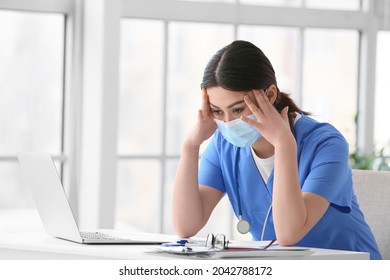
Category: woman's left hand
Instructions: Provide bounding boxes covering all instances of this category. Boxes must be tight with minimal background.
[241,89,293,147]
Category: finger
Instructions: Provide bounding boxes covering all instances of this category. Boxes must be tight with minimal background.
[201,89,212,115]
[201,88,207,108]
[250,90,269,115]
[253,89,273,113]
[197,109,204,121]
[281,106,289,122]
[241,115,258,127]
[244,95,263,116]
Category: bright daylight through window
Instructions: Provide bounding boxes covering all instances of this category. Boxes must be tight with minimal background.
[0,10,65,232]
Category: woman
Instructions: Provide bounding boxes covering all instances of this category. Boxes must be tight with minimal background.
[172,40,381,259]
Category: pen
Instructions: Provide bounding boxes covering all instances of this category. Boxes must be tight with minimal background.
[161,239,189,247]
[226,239,277,250]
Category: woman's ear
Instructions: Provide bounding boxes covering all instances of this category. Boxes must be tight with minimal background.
[265,84,278,105]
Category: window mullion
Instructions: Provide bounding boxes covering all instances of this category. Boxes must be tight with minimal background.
[357,0,380,155]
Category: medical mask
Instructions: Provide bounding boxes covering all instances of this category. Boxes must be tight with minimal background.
[215,114,261,147]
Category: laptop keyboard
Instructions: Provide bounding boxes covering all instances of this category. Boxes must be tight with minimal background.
[80,231,126,241]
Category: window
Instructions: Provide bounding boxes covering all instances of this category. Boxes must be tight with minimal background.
[0,11,65,155]
[238,25,301,100]
[302,28,359,150]
[117,19,164,232]
[118,20,164,155]
[375,31,390,156]
[0,10,65,232]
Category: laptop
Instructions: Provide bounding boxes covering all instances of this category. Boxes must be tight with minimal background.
[17,151,171,244]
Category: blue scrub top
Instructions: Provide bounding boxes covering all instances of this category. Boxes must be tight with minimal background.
[199,115,382,259]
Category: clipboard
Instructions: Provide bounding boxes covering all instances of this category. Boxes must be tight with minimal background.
[150,239,315,259]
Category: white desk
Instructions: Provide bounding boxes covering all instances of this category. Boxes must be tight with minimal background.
[0,232,369,260]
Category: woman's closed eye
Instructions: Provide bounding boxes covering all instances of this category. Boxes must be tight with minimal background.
[232,107,244,114]
[211,109,223,116]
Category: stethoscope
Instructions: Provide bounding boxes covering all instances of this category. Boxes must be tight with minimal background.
[233,148,273,241]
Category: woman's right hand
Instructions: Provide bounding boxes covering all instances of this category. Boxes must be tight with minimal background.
[185,88,217,148]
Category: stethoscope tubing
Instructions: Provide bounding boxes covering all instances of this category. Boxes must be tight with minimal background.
[233,147,272,241]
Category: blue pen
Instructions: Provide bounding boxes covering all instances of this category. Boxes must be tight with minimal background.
[161,239,189,247]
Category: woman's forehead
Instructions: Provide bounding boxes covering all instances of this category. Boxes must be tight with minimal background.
[207,87,254,106]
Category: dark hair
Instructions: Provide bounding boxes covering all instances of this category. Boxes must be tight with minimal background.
[201,40,309,117]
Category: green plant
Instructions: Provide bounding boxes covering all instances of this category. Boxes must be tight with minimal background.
[349,112,390,171]
[349,152,376,170]
[349,147,390,171]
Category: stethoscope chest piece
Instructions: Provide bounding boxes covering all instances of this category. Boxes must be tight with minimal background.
[237,218,250,234]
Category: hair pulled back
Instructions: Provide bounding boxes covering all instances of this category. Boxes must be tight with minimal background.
[201,40,308,116]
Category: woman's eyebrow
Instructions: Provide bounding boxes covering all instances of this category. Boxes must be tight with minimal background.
[227,100,245,108]
[210,100,245,109]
